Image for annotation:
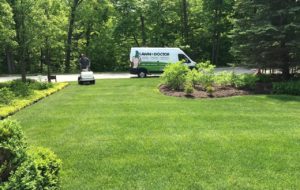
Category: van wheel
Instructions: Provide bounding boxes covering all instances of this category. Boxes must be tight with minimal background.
[138,70,147,78]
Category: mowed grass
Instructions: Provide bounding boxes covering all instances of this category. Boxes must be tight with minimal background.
[13,78,300,190]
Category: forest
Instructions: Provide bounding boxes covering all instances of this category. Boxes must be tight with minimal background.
[0,0,299,79]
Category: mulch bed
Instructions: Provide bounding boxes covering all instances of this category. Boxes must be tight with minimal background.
[159,83,273,99]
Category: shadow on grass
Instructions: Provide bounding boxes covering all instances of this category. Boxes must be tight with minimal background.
[130,75,160,79]
[264,94,300,102]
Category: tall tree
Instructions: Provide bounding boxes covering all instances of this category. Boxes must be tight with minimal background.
[180,0,189,44]
[65,0,83,73]
[8,0,36,82]
[36,0,68,76]
[231,0,300,78]
[203,0,234,66]
[0,0,17,74]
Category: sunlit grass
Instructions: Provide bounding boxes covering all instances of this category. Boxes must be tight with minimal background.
[13,78,300,190]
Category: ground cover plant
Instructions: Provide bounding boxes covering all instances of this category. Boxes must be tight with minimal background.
[0,80,68,119]
[12,79,300,189]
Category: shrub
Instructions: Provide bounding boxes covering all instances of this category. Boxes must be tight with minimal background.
[197,61,215,89]
[233,74,258,89]
[206,85,214,96]
[28,147,62,189]
[2,159,39,190]
[0,83,68,118]
[272,81,300,95]
[0,119,62,190]
[0,88,15,105]
[214,71,234,87]
[161,62,189,90]
[0,119,26,183]
[30,82,54,90]
[257,74,273,83]
[242,74,259,88]
[186,68,201,87]
[0,82,10,89]
[25,78,38,84]
[9,80,33,97]
[184,81,194,95]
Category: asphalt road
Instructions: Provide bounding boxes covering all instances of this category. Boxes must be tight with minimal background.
[0,67,256,83]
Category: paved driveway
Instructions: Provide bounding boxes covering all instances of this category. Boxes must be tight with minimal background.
[0,67,256,83]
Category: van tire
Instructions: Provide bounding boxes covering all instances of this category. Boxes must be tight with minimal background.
[138,70,147,78]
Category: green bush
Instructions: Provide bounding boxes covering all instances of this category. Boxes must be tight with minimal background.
[184,81,194,95]
[272,81,300,95]
[0,82,10,89]
[233,74,258,89]
[257,74,273,83]
[30,82,54,90]
[0,118,62,190]
[197,61,215,89]
[160,61,260,92]
[0,119,26,183]
[9,80,33,97]
[2,159,40,190]
[206,85,214,96]
[214,71,234,87]
[243,74,258,88]
[25,78,38,84]
[186,68,201,87]
[28,147,62,189]
[0,88,15,105]
[161,62,189,90]
[0,83,68,118]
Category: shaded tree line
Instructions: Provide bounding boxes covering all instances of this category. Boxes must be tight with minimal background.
[0,0,299,80]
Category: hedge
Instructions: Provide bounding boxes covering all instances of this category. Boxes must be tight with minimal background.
[272,81,300,95]
[0,83,68,119]
[0,119,62,190]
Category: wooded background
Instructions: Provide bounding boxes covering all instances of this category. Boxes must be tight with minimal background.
[0,0,299,78]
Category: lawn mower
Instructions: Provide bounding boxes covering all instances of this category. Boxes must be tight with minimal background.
[78,68,95,85]
[78,55,95,85]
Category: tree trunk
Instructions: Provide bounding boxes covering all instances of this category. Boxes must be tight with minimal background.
[40,49,44,73]
[281,52,290,79]
[85,24,92,55]
[20,47,26,82]
[279,12,290,80]
[10,0,27,81]
[282,65,290,80]
[181,0,189,44]
[19,9,27,82]
[211,4,221,66]
[65,0,83,73]
[46,52,51,83]
[140,15,147,46]
[5,47,15,74]
[215,32,220,66]
[133,34,140,47]
[45,37,51,82]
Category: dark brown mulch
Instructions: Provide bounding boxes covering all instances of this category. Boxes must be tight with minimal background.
[159,83,273,99]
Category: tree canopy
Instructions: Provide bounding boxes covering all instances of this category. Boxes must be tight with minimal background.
[0,0,299,79]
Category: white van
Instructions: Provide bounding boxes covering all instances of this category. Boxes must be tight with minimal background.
[130,47,196,78]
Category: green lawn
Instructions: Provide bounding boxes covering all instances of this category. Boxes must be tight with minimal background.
[13,78,300,190]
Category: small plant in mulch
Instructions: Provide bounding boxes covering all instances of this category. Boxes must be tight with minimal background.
[206,85,214,97]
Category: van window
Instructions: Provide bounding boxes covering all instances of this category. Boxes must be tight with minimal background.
[178,54,191,63]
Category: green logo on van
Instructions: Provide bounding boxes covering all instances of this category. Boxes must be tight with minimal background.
[132,51,141,68]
